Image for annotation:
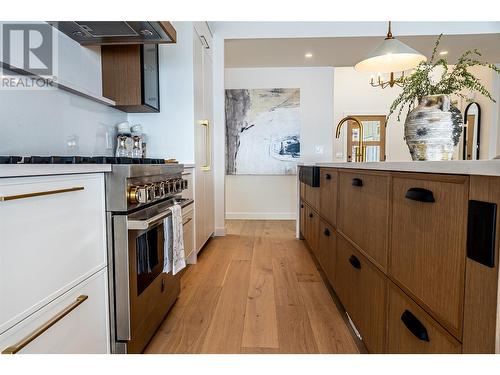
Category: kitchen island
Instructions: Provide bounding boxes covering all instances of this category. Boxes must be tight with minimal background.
[298,161,500,354]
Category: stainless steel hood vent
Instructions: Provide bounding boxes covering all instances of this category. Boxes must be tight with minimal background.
[48,21,176,45]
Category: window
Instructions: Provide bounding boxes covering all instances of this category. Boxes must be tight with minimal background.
[346,115,387,162]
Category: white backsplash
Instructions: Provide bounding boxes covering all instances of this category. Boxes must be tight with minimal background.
[0,22,127,157]
[0,89,125,156]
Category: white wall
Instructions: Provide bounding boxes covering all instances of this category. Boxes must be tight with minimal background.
[225,67,334,220]
[333,66,500,161]
[465,65,500,159]
[128,22,196,163]
[0,22,126,156]
[333,67,409,161]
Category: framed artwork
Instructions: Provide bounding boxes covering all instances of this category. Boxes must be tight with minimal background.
[225,88,300,175]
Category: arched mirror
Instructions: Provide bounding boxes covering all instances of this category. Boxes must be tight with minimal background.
[462,102,481,160]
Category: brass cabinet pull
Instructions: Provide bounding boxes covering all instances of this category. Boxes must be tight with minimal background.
[0,186,84,202]
[1,295,88,354]
[200,120,211,171]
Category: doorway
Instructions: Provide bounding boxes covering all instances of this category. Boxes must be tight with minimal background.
[346,115,387,162]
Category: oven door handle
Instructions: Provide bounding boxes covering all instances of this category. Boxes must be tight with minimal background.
[127,210,172,231]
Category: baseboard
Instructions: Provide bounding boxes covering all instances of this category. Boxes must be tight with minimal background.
[214,227,227,236]
[225,212,297,220]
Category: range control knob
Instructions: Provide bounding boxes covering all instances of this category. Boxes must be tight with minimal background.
[128,185,148,204]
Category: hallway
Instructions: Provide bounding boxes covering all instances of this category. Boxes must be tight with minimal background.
[145,220,359,354]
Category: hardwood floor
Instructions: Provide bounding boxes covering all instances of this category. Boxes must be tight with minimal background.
[144,220,360,354]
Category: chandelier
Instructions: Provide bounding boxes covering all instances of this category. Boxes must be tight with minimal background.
[355,21,427,89]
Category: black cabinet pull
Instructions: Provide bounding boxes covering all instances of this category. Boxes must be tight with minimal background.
[300,204,304,208]
[348,255,361,269]
[405,187,435,203]
[309,213,313,218]
[326,173,332,180]
[324,228,330,236]
[352,178,363,187]
[401,310,430,342]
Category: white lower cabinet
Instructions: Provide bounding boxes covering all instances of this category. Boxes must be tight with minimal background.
[0,172,109,354]
[0,173,107,333]
[0,269,109,354]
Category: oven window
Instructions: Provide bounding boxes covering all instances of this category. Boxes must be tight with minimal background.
[136,224,163,296]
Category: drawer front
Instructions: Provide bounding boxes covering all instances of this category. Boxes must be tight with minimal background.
[305,206,320,256]
[305,184,320,212]
[0,174,106,333]
[182,169,194,200]
[0,269,110,354]
[389,174,468,336]
[334,235,387,353]
[338,170,389,270]
[318,220,336,285]
[387,281,461,354]
[183,207,195,259]
[319,168,337,226]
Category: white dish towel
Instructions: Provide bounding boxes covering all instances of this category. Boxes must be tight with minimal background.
[163,203,186,275]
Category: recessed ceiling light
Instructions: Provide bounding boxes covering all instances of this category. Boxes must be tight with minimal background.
[439,51,448,55]
[305,52,313,58]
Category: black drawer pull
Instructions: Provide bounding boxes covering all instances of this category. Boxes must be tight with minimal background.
[401,310,430,342]
[326,173,332,180]
[348,255,361,269]
[309,213,313,218]
[405,187,435,203]
[351,178,363,187]
[324,228,330,236]
[300,204,304,208]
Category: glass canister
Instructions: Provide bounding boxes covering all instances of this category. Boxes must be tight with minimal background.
[131,124,144,159]
[116,122,132,157]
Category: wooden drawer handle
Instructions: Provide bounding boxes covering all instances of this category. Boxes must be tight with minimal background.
[351,178,363,187]
[400,310,430,342]
[348,255,361,269]
[325,173,332,180]
[324,228,331,236]
[405,187,435,203]
[1,295,88,354]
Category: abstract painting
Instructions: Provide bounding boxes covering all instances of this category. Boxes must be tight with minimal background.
[225,88,300,175]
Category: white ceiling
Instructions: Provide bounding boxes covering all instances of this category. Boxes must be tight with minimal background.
[224,33,500,68]
[210,21,500,39]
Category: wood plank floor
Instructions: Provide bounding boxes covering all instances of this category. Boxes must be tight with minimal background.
[144,220,359,354]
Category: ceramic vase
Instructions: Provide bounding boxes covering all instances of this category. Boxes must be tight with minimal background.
[404,95,463,161]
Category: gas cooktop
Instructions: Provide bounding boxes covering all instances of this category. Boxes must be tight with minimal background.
[0,156,167,165]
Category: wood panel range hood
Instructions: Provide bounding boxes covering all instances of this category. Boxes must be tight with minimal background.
[48,21,176,45]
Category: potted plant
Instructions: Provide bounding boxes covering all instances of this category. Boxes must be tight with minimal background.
[389,35,500,161]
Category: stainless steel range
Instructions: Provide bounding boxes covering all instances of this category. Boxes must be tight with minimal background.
[105,162,193,354]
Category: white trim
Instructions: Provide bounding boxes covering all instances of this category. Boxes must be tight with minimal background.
[226,212,297,220]
[214,226,227,236]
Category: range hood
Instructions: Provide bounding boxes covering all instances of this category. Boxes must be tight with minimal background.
[48,21,176,45]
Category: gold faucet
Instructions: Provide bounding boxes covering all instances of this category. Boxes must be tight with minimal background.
[335,116,366,162]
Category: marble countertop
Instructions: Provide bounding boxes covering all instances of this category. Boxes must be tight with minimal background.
[0,164,112,178]
[299,160,500,177]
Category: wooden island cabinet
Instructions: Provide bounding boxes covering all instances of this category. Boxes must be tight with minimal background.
[298,163,500,354]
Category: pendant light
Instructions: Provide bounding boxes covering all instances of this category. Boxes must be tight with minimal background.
[355,21,427,88]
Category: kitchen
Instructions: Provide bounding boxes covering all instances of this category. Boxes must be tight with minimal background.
[1,1,500,373]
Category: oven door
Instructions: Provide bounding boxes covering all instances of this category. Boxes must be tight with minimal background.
[112,199,193,347]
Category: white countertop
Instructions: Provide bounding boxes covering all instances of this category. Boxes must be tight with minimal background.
[299,160,500,177]
[0,164,112,178]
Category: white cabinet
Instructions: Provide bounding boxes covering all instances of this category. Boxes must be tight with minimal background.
[193,27,215,253]
[0,269,109,354]
[0,172,109,353]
